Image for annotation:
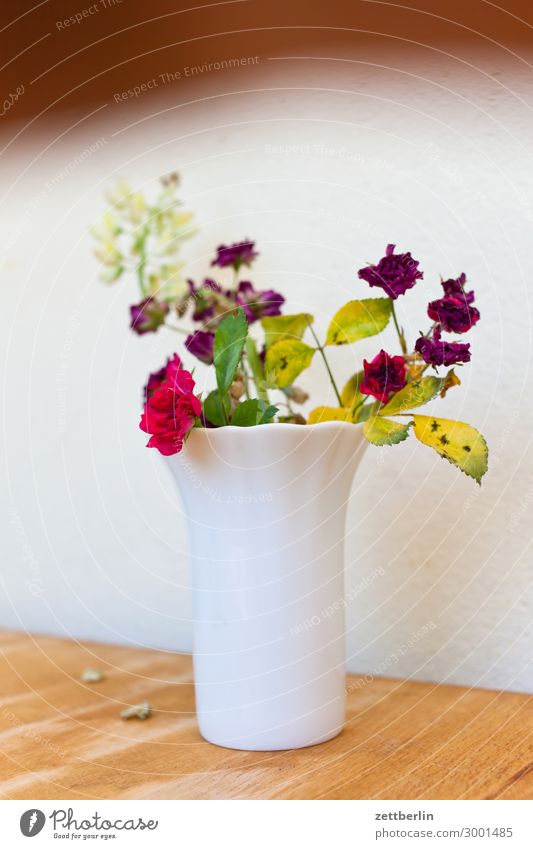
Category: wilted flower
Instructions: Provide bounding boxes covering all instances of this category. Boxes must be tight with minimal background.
[185,330,215,364]
[130,297,169,334]
[358,243,423,299]
[211,240,258,271]
[427,296,480,334]
[235,281,284,323]
[361,349,407,403]
[190,278,222,321]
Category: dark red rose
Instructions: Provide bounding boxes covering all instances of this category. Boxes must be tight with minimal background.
[361,349,407,403]
[427,296,480,333]
[358,243,423,299]
[185,330,215,364]
[130,297,169,334]
[415,335,471,366]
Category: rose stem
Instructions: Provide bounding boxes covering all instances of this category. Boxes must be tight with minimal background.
[166,323,188,335]
[390,301,408,355]
[308,323,343,406]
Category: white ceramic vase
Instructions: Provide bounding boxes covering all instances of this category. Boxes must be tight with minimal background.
[166,421,366,751]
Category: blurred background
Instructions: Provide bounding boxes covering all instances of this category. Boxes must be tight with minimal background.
[2,0,533,692]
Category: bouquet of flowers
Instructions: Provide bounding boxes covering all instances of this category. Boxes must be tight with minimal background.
[92,176,488,483]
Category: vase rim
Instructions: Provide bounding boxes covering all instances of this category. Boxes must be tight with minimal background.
[188,419,365,439]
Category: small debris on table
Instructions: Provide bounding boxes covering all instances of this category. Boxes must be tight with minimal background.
[120,702,152,720]
[80,668,105,683]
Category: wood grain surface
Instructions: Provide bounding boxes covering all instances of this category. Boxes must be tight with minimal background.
[0,630,531,800]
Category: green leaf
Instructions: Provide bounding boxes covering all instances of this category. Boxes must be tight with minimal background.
[341,370,364,408]
[231,399,278,427]
[245,337,268,401]
[214,308,248,395]
[379,375,444,416]
[326,298,392,346]
[412,415,488,484]
[203,390,229,427]
[265,339,316,389]
[258,403,278,424]
[363,416,412,445]
[308,406,354,424]
[261,313,313,348]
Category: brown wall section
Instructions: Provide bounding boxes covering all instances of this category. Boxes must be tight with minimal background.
[1,0,533,127]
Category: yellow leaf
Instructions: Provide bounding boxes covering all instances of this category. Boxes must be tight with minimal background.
[413,415,488,484]
[363,416,411,445]
[307,406,353,424]
[326,298,392,346]
[379,375,444,416]
[265,339,315,389]
[340,370,364,408]
[261,314,313,348]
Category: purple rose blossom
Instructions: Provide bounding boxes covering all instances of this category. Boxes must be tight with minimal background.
[360,349,407,403]
[235,281,285,323]
[415,335,471,367]
[427,296,480,334]
[441,272,475,305]
[185,330,215,364]
[211,240,258,271]
[130,297,169,335]
[358,243,423,299]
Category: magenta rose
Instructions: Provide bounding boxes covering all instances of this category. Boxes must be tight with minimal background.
[358,244,423,299]
[361,349,407,403]
[140,358,201,456]
[143,353,182,401]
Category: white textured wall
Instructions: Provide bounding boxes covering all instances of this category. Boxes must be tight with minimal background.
[2,56,533,692]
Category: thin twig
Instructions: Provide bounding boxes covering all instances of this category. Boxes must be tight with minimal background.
[308,322,343,406]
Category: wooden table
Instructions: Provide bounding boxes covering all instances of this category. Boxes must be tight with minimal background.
[0,630,531,800]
